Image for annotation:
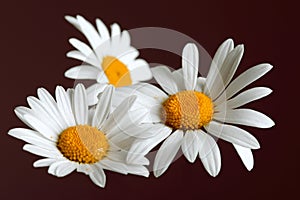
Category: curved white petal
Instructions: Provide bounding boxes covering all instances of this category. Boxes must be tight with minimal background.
[204,39,234,97]
[197,130,221,177]
[181,130,200,163]
[55,161,77,177]
[27,96,62,133]
[23,114,58,141]
[127,125,172,164]
[205,121,260,149]
[102,95,138,133]
[66,50,99,67]
[86,83,107,106]
[153,130,183,177]
[219,63,273,101]
[23,144,60,158]
[64,65,100,80]
[226,87,272,109]
[55,86,76,127]
[92,85,114,128]
[69,38,98,61]
[33,158,58,167]
[213,109,275,128]
[37,88,68,129]
[126,165,149,177]
[233,144,254,171]
[99,159,128,175]
[96,18,110,42]
[89,165,106,188]
[8,128,56,150]
[195,77,206,92]
[182,43,199,90]
[206,45,244,100]
[172,68,185,91]
[129,59,152,82]
[65,15,80,30]
[76,15,102,50]
[151,66,178,94]
[73,84,88,125]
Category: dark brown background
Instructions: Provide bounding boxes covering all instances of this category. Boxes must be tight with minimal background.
[1,0,297,199]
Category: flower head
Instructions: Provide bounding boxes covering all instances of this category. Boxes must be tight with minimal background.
[118,39,274,177]
[64,15,152,105]
[8,84,149,188]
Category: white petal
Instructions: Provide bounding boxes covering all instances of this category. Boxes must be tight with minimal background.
[220,63,273,100]
[181,130,200,163]
[27,96,62,133]
[69,38,98,61]
[76,15,102,50]
[129,59,152,82]
[86,83,107,106]
[195,77,206,92]
[65,15,80,30]
[33,158,57,167]
[153,130,183,177]
[8,128,56,150]
[89,165,106,188]
[233,144,254,171]
[48,160,75,177]
[23,144,60,158]
[213,109,275,128]
[55,86,76,127]
[66,50,99,67]
[96,18,110,42]
[211,39,234,71]
[74,84,88,125]
[204,39,234,97]
[105,108,148,144]
[172,68,185,91]
[23,114,58,141]
[205,121,260,149]
[197,130,221,177]
[55,161,76,177]
[182,43,199,90]
[99,158,128,175]
[151,66,178,94]
[64,65,100,80]
[226,87,272,109]
[92,85,114,128]
[127,125,172,164]
[126,165,149,177]
[102,95,139,135]
[206,45,244,100]
[37,88,68,129]
[14,106,33,128]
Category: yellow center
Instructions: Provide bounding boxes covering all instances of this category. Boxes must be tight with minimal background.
[102,56,132,87]
[162,91,214,130]
[57,125,109,164]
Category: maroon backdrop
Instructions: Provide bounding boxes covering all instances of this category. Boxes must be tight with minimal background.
[1,0,297,199]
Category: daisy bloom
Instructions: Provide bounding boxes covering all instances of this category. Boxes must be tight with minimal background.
[119,39,275,177]
[64,15,152,105]
[8,84,149,188]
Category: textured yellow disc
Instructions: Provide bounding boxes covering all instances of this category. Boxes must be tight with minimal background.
[162,91,214,130]
[57,125,109,164]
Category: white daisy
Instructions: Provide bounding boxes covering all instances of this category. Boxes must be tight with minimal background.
[8,84,149,188]
[64,15,152,105]
[118,39,275,177]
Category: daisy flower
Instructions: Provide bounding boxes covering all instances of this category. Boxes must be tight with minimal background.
[64,15,152,105]
[8,84,149,188]
[119,39,274,177]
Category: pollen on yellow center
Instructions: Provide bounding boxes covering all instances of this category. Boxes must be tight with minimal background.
[57,125,109,164]
[162,91,214,130]
[101,56,132,87]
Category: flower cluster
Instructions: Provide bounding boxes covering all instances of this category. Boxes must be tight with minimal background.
[8,15,274,188]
